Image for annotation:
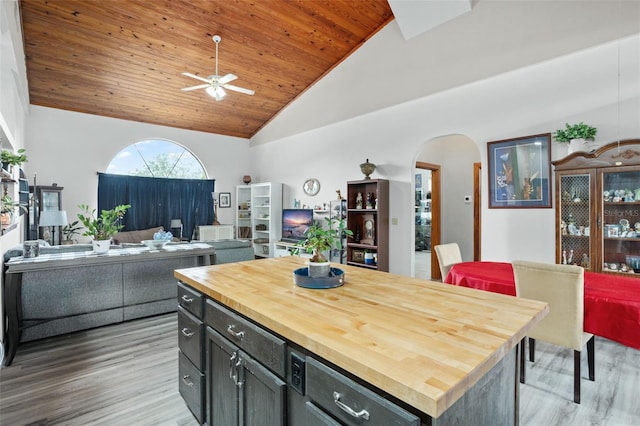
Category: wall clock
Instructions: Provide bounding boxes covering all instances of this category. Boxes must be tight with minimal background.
[303,178,320,196]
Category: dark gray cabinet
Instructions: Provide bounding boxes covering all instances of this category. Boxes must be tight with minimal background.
[177,282,205,423]
[206,327,286,426]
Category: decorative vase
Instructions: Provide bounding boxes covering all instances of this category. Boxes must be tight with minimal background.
[359,159,376,180]
[92,239,111,254]
[567,138,586,154]
[308,260,331,278]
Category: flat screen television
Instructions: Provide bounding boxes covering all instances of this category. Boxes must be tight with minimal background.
[281,209,314,243]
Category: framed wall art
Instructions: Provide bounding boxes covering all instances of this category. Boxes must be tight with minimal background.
[219,192,231,208]
[487,133,552,208]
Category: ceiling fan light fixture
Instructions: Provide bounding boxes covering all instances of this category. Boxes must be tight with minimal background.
[206,85,226,101]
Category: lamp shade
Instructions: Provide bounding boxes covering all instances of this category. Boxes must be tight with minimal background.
[39,210,68,227]
[170,219,182,228]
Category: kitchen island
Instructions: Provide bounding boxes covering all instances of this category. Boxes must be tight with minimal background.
[174,256,548,425]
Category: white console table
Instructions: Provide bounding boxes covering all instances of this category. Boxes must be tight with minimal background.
[274,241,312,259]
[198,224,234,240]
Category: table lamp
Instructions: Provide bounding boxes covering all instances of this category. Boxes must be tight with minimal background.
[39,210,68,245]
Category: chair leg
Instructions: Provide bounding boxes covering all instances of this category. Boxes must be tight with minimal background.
[574,350,581,404]
[587,336,595,381]
[529,337,536,362]
[519,338,526,384]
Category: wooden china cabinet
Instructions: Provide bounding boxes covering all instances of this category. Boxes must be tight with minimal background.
[553,139,640,276]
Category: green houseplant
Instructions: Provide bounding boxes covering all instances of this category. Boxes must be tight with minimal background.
[1,195,27,226]
[296,217,353,277]
[553,122,597,143]
[77,204,131,252]
[61,220,83,244]
[1,148,28,169]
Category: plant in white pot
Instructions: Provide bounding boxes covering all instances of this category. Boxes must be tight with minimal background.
[553,122,597,154]
[77,204,131,253]
[296,217,352,277]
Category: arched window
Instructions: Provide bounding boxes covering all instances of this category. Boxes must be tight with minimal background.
[107,139,206,179]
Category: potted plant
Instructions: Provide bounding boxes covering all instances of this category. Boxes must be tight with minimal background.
[296,217,353,277]
[1,194,27,226]
[61,220,82,245]
[553,122,598,154]
[77,204,131,253]
[1,148,27,171]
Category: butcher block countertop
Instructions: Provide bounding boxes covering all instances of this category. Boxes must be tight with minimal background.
[174,256,548,418]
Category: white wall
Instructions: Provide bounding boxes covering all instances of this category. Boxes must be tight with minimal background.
[251,33,640,275]
[24,106,252,241]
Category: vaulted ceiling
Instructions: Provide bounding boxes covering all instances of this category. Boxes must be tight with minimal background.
[20,0,394,139]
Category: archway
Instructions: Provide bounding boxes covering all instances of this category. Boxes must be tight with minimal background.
[412,134,481,280]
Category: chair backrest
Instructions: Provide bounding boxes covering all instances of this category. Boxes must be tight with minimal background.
[434,243,462,279]
[512,260,585,351]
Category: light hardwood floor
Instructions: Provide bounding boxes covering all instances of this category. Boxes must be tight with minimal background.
[1,313,639,425]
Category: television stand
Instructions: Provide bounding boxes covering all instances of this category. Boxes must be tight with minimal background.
[274,241,312,258]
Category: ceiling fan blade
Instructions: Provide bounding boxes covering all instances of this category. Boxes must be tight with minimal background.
[182,72,211,84]
[182,84,210,91]
[223,84,255,96]
[218,73,238,85]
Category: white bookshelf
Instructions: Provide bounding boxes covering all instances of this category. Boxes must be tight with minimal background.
[250,182,282,258]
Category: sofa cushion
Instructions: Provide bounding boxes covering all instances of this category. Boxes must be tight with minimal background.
[113,226,164,244]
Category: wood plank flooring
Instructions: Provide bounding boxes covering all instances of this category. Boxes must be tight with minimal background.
[1,313,639,425]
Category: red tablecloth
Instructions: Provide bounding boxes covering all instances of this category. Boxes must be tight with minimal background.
[445,261,640,350]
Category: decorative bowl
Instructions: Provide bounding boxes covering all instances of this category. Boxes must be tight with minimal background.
[293,267,344,289]
[142,239,169,250]
[625,255,640,273]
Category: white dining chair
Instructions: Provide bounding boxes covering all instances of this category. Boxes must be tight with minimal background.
[512,260,595,404]
[434,243,462,280]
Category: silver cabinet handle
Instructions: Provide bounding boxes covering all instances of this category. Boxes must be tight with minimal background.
[227,324,245,340]
[229,351,238,383]
[181,295,194,303]
[333,392,370,420]
[182,374,194,387]
[181,327,194,337]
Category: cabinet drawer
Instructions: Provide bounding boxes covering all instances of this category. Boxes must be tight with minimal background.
[178,281,203,318]
[178,306,203,370]
[179,351,205,424]
[306,357,420,426]
[205,299,286,377]
[305,401,342,426]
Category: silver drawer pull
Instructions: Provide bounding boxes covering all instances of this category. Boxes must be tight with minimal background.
[333,392,370,421]
[181,328,194,337]
[181,295,194,303]
[227,324,245,339]
[182,374,194,387]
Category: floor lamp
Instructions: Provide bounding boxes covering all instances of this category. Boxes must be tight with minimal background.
[39,210,68,245]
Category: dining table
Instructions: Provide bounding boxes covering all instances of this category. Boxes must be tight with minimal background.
[445,261,640,350]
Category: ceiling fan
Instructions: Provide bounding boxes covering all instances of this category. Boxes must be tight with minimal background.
[182,35,255,101]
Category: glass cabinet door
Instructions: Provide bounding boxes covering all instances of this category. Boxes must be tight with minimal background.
[558,173,592,269]
[41,190,61,211]
[601,169,640,273]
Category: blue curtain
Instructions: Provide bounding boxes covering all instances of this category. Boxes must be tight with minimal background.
[97,173,214,239]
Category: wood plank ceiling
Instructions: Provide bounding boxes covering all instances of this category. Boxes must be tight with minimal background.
[20,0,394,139]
